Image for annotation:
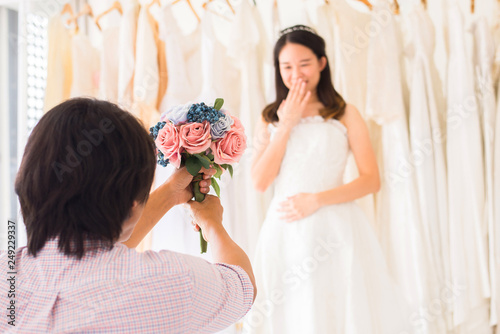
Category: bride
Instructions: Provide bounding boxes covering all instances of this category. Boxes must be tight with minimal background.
[244,25,410,334]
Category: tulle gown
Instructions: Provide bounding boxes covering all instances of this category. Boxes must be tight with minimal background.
[366,3,445,333]
[329,0,377,227]
[244,116,410,334]
[446,5,491,332]
[227,0,270,260]
[495,38,500,334]
[405,4,449,303]
[150,5,203,257]
[471,16,498,328]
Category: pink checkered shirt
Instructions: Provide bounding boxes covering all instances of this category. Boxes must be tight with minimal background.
[1,239,253,333]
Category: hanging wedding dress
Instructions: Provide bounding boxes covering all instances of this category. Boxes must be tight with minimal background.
[99,26,120,102]
[194,9,243,260]
[276,0,310,29]
[404,5,450,331]
[244,116,410,334]
[132,4,159,128]
[366,3,444,333]
[117,0,139,110]
[494,31,500,334]
[330,0,376,227]
[150,5,202,257]
[158,4,201,111]
[147,7,167,112]
[256,0,280,103]
[226,0,270,260]
[44,13,72,112]
[471,16,497,329]
[195,10,240,114]
[305,1,336,75]
[446,5,491,332]
[70,32,100,98]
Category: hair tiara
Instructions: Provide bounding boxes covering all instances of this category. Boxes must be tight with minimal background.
[279,25,318,37]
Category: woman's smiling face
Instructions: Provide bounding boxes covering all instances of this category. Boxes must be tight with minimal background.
[278,42,326,93]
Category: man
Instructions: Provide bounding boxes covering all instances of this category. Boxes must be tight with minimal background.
[2,98,255,333]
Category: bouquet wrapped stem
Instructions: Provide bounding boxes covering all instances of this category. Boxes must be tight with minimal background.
[192,173,208,253]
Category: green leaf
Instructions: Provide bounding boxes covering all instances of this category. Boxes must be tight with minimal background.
[214,164,223,179]
[214,98,224,111]
[185,156,202,176]
[211,177,221,197]
[207,153,214,161]
[221,164,233,178]
[193,154,211,169]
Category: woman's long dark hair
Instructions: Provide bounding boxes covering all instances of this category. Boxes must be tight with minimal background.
[262,25,346,123]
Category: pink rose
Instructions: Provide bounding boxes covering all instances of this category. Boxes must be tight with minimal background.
[224,112,244,132]
[231,115,244,131]
[155,122,182,168]
[179,121,212,154]
[211,127,247,164]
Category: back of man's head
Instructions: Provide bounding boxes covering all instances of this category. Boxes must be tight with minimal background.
[15,98,156,259]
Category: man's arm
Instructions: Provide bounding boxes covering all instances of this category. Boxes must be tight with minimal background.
[123,167,215,248]
[188,196,256,301]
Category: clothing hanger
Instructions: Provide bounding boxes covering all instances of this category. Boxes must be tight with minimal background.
[60,3,74,17]
[148,0,161,9]
[393,0,399,14]
[61,3,79,31]
[203,0,236,15]
[471,0,475,13]
[202,0,234,22]
[422,0,427,10]
[171,0,201,23]
[94,1,123,31]
[356,0,372,10]
[67,3,95,32]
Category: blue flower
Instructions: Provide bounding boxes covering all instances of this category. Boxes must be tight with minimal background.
[210,112,234,139]
[187,102,225,124]
[150,121,167,140]
[161,103,191,125]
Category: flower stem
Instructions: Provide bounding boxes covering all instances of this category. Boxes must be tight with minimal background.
[193,175,208,253]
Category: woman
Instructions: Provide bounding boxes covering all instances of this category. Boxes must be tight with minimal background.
[245,25,409,333]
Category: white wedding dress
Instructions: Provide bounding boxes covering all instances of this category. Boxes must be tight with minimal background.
[495,37,500,334]
[244,116,409,334]
[330,0,377,227]
[471,16,498,328]
[226,0,270,261]
[150,5,203,257]
[402,5,450,331]
[446,5,491,332]
[366,4,444,333]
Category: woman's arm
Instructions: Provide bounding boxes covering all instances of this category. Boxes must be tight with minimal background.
[278,104,380,222]
[250,116,290,192]
[251,79,311,192]
[123,167,214,248]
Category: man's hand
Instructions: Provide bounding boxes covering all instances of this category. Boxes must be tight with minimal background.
[187,195,224,243]
[167,167,216,206]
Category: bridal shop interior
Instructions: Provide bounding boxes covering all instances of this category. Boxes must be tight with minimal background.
[0,0,499,332]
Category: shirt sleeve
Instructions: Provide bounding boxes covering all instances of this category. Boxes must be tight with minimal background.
[182,255,254,333]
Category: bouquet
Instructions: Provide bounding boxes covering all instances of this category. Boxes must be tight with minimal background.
[150,98,247,253]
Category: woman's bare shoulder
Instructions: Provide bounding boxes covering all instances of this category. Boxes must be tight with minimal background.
[338,103,362,128]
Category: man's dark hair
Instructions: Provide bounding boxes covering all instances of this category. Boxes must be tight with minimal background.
[15,98,156,259]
